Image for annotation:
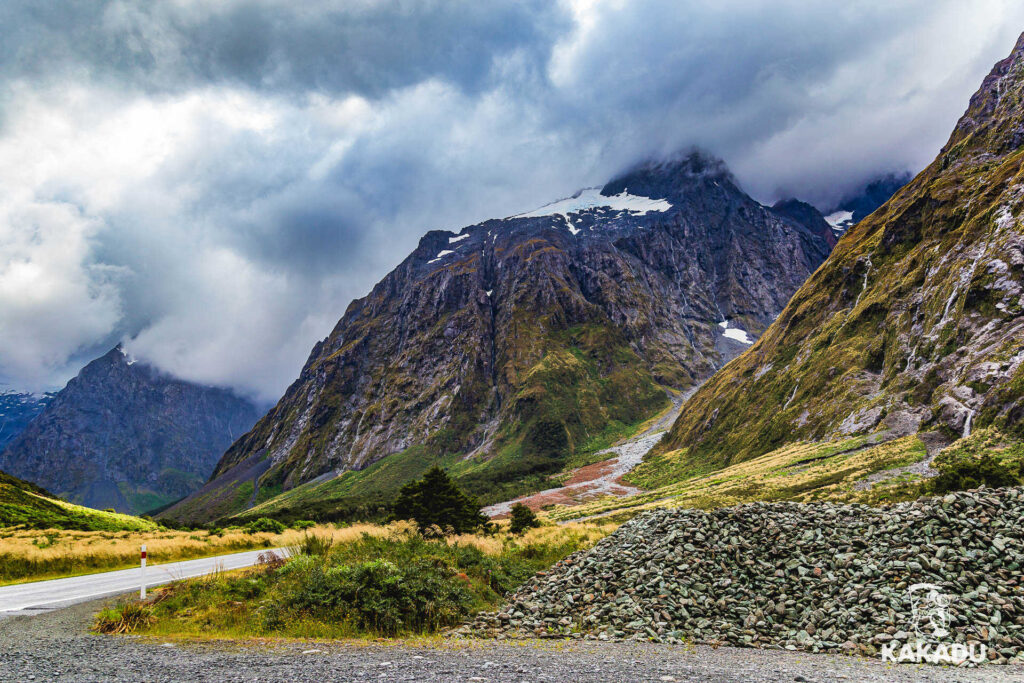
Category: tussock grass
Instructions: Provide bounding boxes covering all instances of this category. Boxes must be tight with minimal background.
[0,520,616,586]
[548,434,931,522]
[0,523,389,585]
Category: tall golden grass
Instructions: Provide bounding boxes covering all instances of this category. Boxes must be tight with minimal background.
[0,523,381,584]
[0,519,618,585]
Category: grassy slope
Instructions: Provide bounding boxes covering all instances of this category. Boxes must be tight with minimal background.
[548,427,1024,524]
[546,434,930,523]
[0,470,155,532]
[233,397,660,525]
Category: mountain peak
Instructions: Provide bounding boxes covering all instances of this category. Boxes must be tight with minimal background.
[601,151,737,199]
[944,31,1024,158]
[660,34,1024,470]
[0,348,261,513]
[164,146,839,523]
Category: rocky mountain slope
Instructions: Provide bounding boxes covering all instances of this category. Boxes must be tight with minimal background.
[0,347,260,513]
[660,34,1024,472]
[0,391,53,451]
[167,153,836,522]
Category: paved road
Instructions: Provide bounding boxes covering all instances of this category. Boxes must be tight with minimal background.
[0,548,278,617]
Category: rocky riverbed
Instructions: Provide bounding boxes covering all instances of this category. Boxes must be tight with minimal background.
[461,488,1024,666]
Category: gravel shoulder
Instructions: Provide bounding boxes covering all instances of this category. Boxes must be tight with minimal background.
[1,595,1021,682]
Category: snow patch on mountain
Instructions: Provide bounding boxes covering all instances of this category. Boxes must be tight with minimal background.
[428,249,455,264]
[719,320,753,345]
[824,210,855,236]
[514,187,672,220]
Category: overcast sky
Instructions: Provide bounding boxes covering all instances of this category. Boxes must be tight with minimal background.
[1,1,1022,402]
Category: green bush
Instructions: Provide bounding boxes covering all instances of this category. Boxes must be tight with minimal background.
[275,557,472,635]
[291,519,316,530]
[125,529,605,639]
[246,517,286,534]
[509,503,540,534]
[931,454,1020,494]
[293,533,334,557]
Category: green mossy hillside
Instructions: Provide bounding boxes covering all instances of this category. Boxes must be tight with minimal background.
[0,470,156,531]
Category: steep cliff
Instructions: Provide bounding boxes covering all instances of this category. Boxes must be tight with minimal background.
[0,391,52,451]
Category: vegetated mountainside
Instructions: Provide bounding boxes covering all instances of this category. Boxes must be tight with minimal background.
[167,153,836,523]
[0,391,53,451]
[0,468,154,531]
[660,33,1024,473]
[0,347,261,514]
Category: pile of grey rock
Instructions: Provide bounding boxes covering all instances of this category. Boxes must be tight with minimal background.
[458,488,1024,663]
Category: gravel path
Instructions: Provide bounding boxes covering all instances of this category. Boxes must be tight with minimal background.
[1,597,1021,682]
[484,392,685,517]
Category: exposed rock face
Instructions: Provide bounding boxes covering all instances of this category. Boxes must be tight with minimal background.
[0,348,260,513]
[771,198,838,249]
[169,153,835,522]
[461,487,1024,664]
[0,391,52,451]
[662,34,1024,470]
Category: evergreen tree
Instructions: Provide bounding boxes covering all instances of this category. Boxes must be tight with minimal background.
[508,503,540,534]
[392,466,486,535]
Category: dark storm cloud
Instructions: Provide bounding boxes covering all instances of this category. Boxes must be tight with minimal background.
[2,0,1023,400]
[0,0,569,98]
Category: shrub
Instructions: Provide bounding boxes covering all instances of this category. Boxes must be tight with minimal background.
[92,601,155,634]
[509,503,541,534]
[391,467,486,535]
[293,533,334,557]
[291,520,316,530]
[276,557,472,636]
[931,454,1020,494]
[99,526,610,639]
[246,517,286,534]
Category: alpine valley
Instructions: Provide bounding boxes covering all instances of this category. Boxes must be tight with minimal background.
[166,153,839,523]
[0,347,261,514]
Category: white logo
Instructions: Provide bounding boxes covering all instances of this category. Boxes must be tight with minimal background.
[879,583,987,665]
[908,583,951,641]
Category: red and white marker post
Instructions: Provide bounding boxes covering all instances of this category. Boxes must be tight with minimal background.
[140,545,147,599]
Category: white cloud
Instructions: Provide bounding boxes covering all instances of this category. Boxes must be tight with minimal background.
[0,201,125,387]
